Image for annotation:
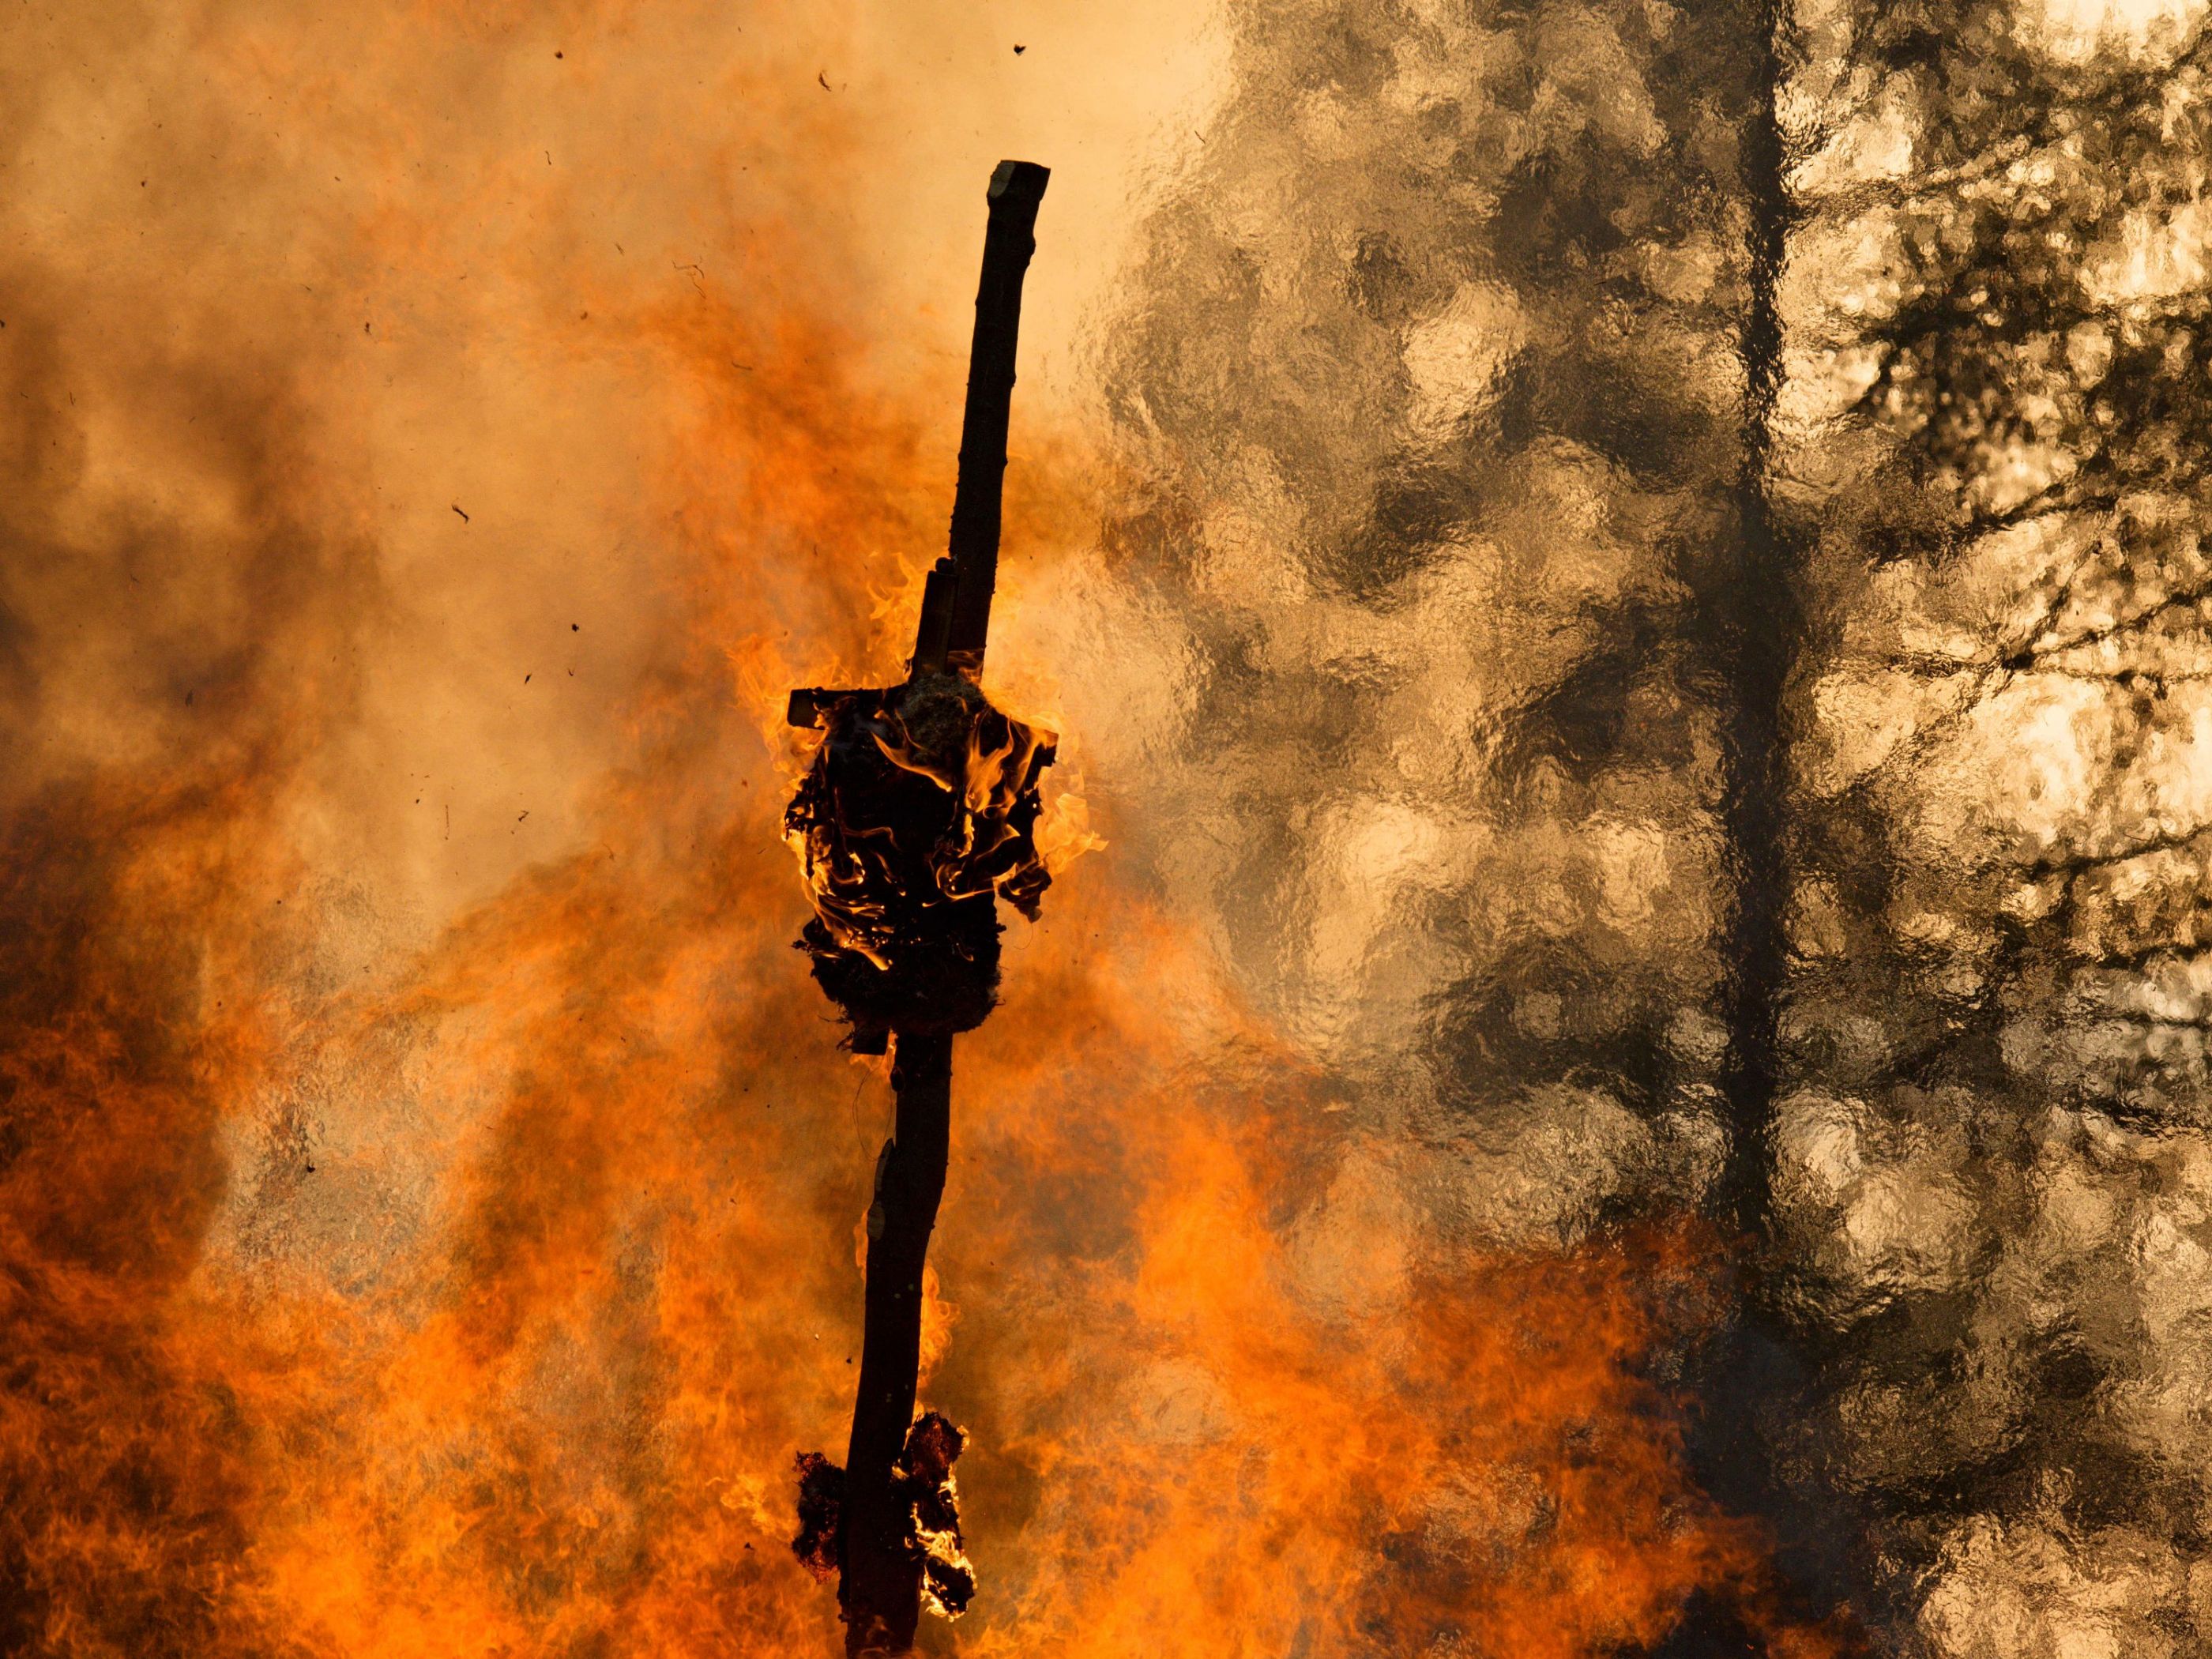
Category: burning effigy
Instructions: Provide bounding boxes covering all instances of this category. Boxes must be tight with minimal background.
[781,159,1051,1659]
[784,672,1055,1051]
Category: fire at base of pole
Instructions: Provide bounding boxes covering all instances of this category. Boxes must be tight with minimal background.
[792,1412,976,1631]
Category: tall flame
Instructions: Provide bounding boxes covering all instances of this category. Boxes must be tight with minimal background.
[0,2,1854,1655]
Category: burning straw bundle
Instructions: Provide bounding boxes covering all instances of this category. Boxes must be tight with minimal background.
[783,160,1053,1659]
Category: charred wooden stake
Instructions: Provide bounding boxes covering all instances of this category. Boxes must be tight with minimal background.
[784,160,1051,1659]
[837,1032,954,1654]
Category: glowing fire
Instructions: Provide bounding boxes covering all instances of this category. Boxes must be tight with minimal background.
[784,678,1056,970]
[0,3,1860,1657]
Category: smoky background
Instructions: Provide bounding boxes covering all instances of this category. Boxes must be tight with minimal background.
[1078,0,2212,1651]
[6,0,2206,1654]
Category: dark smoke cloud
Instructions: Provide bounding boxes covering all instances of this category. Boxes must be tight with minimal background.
[1092,0,2212,1650]
[1092,0,1766,1269]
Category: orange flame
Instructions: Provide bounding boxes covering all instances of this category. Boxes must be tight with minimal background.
[0,3,1858,1656]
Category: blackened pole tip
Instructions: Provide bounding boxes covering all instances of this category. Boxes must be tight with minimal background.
[988,158,1050,205]
[917,160,1048,679]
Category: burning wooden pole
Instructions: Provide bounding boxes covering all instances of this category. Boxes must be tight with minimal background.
[784,160,1052,1659]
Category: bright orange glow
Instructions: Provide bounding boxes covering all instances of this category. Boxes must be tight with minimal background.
[0,2,1858,1655]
